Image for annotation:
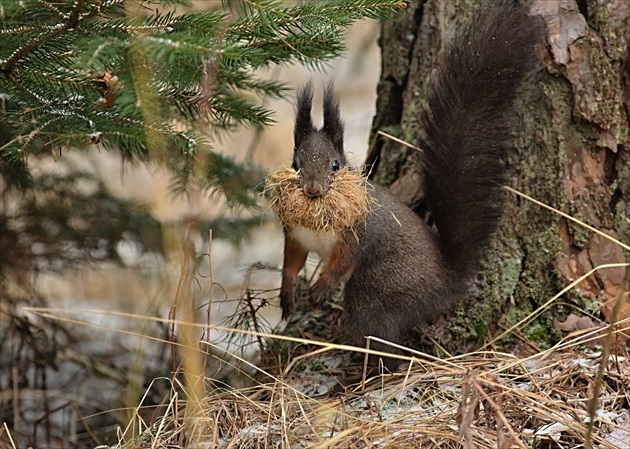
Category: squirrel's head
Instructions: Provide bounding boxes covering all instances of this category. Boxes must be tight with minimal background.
[292,81,346,198]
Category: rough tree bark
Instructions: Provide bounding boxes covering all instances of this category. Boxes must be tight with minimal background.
[368,0,630,353]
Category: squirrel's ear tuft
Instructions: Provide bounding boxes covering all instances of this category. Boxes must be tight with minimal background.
[323,82,345,154]
[294,81,314,150]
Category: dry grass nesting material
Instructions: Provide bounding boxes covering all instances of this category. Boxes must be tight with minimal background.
[264,166,373,233]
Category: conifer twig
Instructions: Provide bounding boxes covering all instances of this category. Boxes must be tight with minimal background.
[1,0,86,75]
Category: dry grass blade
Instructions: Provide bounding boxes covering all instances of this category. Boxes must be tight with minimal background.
[22,306,418,366]
[26,306,629,448]
[504,186,630,251]
[1,422,18,449]
[264,166,373,234]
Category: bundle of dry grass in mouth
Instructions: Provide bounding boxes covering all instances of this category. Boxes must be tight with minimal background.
[264,166,373,234]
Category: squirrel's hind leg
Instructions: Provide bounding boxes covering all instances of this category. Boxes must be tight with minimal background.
[343,294,409,371]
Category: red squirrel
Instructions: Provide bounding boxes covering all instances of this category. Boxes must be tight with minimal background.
[279,2,542,369]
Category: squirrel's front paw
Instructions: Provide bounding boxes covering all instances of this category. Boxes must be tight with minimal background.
[308,281,333,306]
[280,290,296,321]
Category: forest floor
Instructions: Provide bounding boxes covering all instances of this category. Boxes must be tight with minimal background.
[58,301,630,449]
[113,342,630,449]
[3,287,629,448]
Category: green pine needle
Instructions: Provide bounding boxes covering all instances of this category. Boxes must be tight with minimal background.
[0,0,404,208]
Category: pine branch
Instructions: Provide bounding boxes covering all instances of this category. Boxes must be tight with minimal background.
[0,0,405,207]
[0,0,87,75]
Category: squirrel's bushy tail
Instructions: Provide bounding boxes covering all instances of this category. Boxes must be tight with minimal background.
[419,2,542,276]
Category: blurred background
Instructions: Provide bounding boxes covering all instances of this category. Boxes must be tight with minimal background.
[0,5,383,446]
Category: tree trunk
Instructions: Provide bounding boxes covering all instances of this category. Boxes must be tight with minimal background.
[368,0,630,353]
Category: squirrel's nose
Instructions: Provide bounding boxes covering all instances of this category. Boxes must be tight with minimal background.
[304,182,322,198]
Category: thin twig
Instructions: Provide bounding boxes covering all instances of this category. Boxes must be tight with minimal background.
[241,268,265,356]
[584,264,629,448]
[203,229,214,374]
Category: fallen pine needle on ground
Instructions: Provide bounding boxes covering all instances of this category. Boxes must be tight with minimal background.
[98,334,630,449]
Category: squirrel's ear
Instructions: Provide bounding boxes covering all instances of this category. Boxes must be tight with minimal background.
[294,81,314,150]
[323,82,345,155]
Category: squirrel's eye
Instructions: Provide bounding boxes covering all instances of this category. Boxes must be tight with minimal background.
[291,160,299,171]
[332,160,340,171]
